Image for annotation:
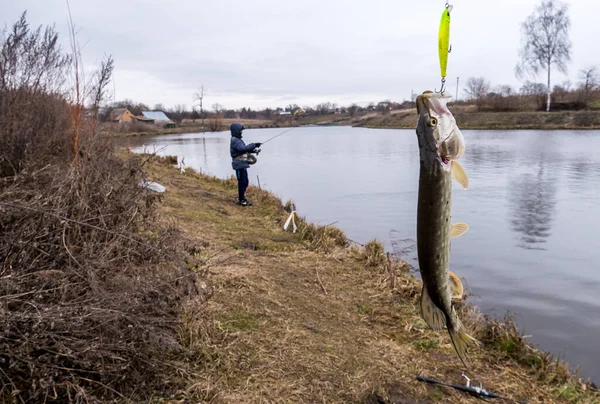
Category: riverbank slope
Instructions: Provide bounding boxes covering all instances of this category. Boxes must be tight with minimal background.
[353,109,600,130]
[105,109,600,138]
[142,155,599,403]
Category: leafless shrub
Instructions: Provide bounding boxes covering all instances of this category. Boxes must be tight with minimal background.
[0,12,71,178]
[0,12,204,402]
[578,66,600,102]
[0,140,202,402]
[464,77,491,111]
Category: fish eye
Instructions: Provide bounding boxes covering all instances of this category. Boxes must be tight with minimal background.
[428,117,438,127]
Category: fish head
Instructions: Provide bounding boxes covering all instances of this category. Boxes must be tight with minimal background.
[416,91,465,169]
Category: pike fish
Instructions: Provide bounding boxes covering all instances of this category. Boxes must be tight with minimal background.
[415,91,479,367]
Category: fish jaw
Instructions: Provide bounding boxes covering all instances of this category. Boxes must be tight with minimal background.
[416,92,465,169]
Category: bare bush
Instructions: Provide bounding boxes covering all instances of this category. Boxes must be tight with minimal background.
[207,104,223,131]
[0,12,203,402]
[0,12,71,177]
[464,77,491,111]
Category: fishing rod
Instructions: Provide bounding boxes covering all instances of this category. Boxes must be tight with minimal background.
[260,126,296,145]
[417,374,527,403]
[239,127,296,164]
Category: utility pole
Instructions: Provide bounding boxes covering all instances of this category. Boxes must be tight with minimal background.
[456,77,459,101]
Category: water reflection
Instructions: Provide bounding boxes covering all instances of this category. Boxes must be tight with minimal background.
[467,141,515,172]
[565,158,599,188]
[509,159,557,250]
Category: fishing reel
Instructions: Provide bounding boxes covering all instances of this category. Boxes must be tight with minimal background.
[246,148,261,165]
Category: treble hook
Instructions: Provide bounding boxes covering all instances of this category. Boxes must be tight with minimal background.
[434,77,447,94]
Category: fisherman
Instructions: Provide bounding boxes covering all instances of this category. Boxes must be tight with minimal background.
[230,123,261,206]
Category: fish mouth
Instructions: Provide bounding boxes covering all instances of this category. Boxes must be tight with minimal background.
[416,91,453,116]
[416,91,464,164]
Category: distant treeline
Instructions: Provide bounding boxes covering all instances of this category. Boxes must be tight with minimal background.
[100,68,600,125]
[460,72,600,112]
[98,99,419,124]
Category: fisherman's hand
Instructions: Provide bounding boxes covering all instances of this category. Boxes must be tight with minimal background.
[254,142,262,148]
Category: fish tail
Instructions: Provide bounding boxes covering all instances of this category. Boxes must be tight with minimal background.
[448,314,481,369]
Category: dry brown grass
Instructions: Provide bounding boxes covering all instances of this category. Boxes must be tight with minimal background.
[138,159,600,404]
[297,220,348,252]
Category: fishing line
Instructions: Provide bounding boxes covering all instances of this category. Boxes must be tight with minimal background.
[236,127,296,166]
[261,126,296,145]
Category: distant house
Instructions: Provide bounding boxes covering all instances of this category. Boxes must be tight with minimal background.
[109,108,134,122]
[133,115,155,125]
[141,111,176,128]
[278,111,292,116]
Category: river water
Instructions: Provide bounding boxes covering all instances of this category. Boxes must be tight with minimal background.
[116,126,600,383]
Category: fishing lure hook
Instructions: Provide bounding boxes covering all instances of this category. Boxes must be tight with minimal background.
[435,77,447,94]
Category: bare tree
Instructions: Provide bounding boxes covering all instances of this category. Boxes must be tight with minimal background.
[376,100,391,115]
[515,0,571,112]
[212,103,224,114]
[578,67,599,101]
[209,103,224,132]
[348,104,359,118]
[193,85,206,124]
[87,56,114,123]
[464,77,491,111]
[167,104,187,124]
[497,85,514,97]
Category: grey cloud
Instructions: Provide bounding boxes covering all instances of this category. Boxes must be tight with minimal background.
[3,0,600,109]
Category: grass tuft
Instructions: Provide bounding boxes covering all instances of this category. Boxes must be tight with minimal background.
[362,239,386,267]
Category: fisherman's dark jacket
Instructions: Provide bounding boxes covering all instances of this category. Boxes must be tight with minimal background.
[230,123,257,170]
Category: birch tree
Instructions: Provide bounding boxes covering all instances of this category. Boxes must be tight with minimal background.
[515,0,571,112]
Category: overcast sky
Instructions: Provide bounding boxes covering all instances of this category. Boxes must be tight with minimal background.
[3,0,599,110]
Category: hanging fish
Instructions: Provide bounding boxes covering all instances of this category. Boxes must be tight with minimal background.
[438,4,453,90]
[415,91,477,367]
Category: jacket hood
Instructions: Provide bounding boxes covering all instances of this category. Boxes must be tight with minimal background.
[230,122,244,138]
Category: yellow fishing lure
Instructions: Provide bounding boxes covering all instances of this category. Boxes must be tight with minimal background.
[438,4,453,81]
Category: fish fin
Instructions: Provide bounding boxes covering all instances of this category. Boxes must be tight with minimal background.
[451,160,469,189]
[448,271,464,300]
[448,313,481,369]
[450,222,469,238]
[420,285,447,331]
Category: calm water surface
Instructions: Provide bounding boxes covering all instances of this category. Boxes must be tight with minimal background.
[117,126,600,383]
